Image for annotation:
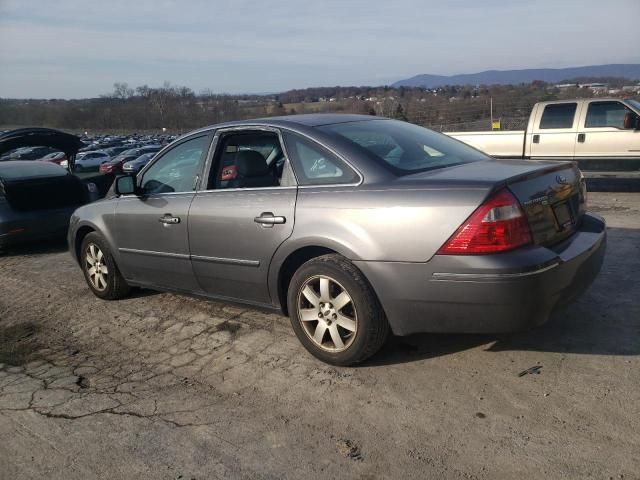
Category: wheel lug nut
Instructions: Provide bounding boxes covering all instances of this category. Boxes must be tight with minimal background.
[332,314,337,319]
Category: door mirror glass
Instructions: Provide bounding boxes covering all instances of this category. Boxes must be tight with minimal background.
[115,175,137,196]
[623,112,640,130]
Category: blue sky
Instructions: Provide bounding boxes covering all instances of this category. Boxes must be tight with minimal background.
[1,0,639,98]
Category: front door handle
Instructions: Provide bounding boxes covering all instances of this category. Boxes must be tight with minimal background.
[577,133,586,143]
[159,214,180,225]
[254,212,286,228]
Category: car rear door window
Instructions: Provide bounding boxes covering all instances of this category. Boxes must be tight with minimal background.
[539,103,577,129]
[283,131,359,185]
[140,135,209,194]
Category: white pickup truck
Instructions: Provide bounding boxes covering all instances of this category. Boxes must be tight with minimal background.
[446,98,640,170]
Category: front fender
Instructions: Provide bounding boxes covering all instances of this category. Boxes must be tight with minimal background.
[67,199,119,265]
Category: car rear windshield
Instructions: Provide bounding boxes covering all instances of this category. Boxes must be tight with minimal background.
[318,119,488,174]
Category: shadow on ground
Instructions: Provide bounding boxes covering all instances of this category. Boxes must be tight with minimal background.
[0,238,68,257]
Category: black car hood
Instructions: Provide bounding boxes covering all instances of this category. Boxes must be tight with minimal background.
[0,128,84,169]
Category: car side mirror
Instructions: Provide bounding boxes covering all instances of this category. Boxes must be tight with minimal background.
[623,112,640,130]
[114,175,138,196]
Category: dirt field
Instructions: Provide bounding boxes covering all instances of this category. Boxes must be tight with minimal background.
[1,192,639,480]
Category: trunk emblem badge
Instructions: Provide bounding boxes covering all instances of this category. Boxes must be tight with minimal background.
[556,175,569,185]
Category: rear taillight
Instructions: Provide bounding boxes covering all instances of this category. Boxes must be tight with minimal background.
[437,188,532,255]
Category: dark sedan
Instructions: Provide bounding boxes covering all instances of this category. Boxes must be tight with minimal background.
[0,161,91,249]
[68,114,605,365]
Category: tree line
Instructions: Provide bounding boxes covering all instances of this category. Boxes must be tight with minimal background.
[0,79,631,133]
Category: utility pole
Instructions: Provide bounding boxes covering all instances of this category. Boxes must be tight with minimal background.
[490,97,493,127]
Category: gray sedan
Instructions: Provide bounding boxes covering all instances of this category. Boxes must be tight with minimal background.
[68,114,606,365]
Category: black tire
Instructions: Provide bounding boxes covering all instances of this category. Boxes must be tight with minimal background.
[80,232,130,300]
[287,254,389,366]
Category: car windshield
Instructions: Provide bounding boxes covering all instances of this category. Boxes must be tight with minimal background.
[319,119,488,174]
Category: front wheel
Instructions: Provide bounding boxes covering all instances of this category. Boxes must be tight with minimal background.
[287,254,389,366]
[80,232,130,300]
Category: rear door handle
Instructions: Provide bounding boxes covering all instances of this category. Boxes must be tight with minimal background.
[577,133,586,143]
[159,214,180,225]
[254,212,286,228]
[532,134,540,144]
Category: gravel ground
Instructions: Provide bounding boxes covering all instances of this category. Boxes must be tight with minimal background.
[1,192,639,480]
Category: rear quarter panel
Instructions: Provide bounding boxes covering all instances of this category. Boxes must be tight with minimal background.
[280,184,489,263]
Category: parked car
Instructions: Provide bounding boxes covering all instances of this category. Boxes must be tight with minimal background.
[0,161,92,249]
[68,114,606,365]
[101,146,133,157]
[446,98,640,170]
[99,154,139,175]
[0,146,58,161]
[122,152,156,174]
[39,151,67,164]
[62,151,111,172]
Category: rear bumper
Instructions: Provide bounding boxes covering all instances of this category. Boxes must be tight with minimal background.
[355,213,606,336]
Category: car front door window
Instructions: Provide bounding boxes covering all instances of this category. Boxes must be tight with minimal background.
[585,101,636,129]
[141,135,209,194]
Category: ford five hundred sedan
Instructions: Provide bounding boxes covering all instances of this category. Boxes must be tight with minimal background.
[68,114,606,365]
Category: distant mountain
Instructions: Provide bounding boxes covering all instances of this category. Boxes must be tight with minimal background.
[392,64,640,88]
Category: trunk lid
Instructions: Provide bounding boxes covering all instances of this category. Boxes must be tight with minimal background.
[507,162,585,246]
[399,159,586,246]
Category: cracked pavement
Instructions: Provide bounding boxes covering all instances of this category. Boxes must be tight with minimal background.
[1,192,639,479]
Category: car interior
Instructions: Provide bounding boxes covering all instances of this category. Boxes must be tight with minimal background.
[211,131,286,189]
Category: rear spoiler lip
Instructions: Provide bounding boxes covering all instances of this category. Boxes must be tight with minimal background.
[489,160,579,195]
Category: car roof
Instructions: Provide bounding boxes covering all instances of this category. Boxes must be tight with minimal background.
[187,113,384,136]
[255,113,379,127]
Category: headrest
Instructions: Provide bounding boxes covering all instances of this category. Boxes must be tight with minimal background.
[236,150,269,177]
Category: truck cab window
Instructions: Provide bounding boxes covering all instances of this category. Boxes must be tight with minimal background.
[539,103,577,129]
[585,101,636,129]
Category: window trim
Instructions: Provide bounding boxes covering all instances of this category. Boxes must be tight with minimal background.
[584,100,637,130]
[538,102,578,130]
[136,131,213,196]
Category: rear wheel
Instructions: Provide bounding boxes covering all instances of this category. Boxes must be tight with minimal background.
[80,232,130,300]
[287,254,389,366]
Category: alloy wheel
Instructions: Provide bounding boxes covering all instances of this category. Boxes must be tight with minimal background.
[297,275,358,352]
[85,243,109,291]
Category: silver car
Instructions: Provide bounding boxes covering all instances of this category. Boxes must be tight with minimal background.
[68,114,606,365]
